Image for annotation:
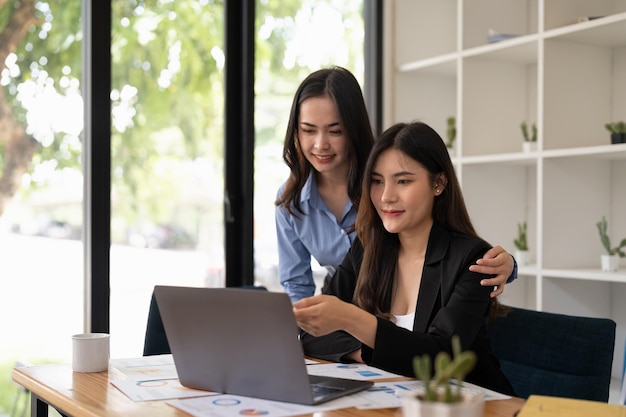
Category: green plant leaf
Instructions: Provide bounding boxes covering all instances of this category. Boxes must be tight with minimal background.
[514,221,528,250]
[410,334,477,403]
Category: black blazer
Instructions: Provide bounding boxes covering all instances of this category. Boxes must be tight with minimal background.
[300,222,515,396]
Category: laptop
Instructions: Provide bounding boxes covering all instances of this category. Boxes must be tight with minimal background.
[153,285,373,405]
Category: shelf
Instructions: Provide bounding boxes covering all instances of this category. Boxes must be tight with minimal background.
[542,268,626,284]
[457,145,626,164]
[386,0,626,381]
[461,152,537,165]
[462,34,539,64]
[518,266,626,284]
[398,36,539,75]
[398,53,457,75]
[544,1,626,33]
[544,13,626,47]
[542,144,626,160]
[517,265,540,276]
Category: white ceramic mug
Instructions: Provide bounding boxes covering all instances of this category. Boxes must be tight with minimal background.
[72,333,110,372]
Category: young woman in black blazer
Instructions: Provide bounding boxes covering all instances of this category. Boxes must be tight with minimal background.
[293,121,515,396]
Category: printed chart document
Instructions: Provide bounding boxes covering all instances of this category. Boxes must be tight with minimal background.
[167,364,408,416]
[168,382,407,417]
[304,363,510,402]
[168,394,324,417]
[112,378,217,402]
[108,355,511,413]
[110,355,178,380]
[109,355,326,402]
[110,355,215,401]
[349,382,417,410]
[167,380,511,417]
[305,363,402,380]
[387,380,511,402]
[167,384,397,417]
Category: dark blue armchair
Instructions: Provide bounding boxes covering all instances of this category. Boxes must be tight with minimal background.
[486,306,616,402]
[143,291,172,356]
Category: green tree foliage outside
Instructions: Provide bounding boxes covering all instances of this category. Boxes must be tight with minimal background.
[1,0,229,231]
[0,0,363,235]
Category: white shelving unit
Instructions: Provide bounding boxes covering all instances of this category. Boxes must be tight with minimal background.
[384,0,626,388]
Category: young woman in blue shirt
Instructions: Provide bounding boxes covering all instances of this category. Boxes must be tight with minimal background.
[275,66,516,303]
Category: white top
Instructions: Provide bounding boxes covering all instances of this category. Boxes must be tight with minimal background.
[394,312,415,331]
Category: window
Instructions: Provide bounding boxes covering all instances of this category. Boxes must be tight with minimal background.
[109,1,225,357]
[0,2,379,411]
[0,1,83,412]
[253,0,366,293]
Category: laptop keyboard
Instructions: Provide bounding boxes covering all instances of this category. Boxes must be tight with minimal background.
[310,383,345,399]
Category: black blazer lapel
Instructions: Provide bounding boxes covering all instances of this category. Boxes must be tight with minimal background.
[412,223,450,333]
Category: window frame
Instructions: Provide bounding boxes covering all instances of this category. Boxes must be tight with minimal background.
[83,0,382,332]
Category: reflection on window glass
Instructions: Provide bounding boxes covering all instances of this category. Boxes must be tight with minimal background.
[0,0,83,412]
[110,1,225,357]
[254,1,365,293]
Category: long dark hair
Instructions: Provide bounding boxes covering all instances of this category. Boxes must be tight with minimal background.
[275,66,375,216]
[353,122,503,319]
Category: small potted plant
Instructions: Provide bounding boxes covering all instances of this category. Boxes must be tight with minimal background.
[445,116,457,156]
[596,216,626,272]
[604,121,626,144]
[401,335,484,417]
[520,121,537,152]
[513,221,529,266]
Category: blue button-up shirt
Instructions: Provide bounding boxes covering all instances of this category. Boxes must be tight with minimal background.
[275,173,356,303]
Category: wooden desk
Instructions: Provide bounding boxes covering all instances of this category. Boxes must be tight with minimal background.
[13,363,525,417]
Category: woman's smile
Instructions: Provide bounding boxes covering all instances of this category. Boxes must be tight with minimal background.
[381,209,404,217]
[312,153,336,163]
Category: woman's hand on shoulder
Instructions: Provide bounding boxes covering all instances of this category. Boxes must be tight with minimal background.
[469,245,514,298]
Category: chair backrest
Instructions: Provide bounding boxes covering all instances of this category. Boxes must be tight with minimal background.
[486,306,616,402]
[143,291,171,356]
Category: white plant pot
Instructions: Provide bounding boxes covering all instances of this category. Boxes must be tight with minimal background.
[601,254,619,272]
[522,141,537,152]
[400,391,485,417]
[515,249,530,266]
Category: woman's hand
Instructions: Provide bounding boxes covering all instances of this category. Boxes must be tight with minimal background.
[293,295,351,336]
[293,295,377,347]
[469,245,514,297]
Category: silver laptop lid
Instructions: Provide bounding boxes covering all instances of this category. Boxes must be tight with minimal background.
[154,285,316,404]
